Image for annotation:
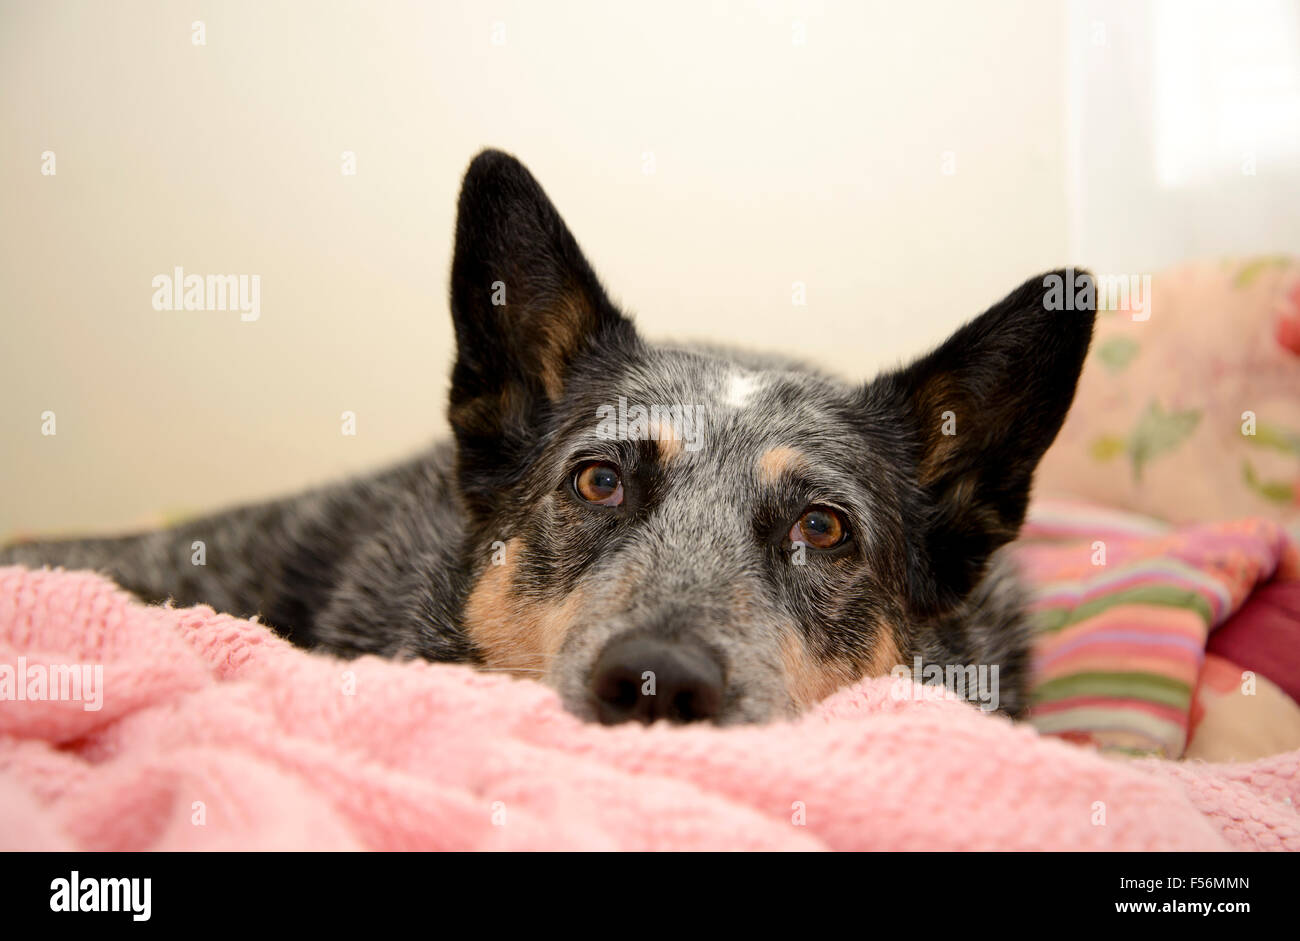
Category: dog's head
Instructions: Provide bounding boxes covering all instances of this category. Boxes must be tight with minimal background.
[447,150,1094,725]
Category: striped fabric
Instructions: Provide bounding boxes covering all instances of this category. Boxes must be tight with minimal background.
[1014,499,1300,757]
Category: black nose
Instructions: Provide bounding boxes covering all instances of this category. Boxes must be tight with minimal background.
[589,635,725,724]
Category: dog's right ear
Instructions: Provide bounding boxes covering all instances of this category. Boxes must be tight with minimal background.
[866,270,1096,616]
[447,150,636,512]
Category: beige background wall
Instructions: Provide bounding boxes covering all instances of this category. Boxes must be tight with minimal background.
[0,0,1070,537]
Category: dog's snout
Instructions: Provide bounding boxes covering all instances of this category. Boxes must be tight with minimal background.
[590,635,724,725]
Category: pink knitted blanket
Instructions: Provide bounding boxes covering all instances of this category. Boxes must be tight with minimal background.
[2,565,1297,850]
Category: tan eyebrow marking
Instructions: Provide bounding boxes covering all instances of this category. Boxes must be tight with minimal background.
[756,446,809,484]
[647,419,683,461]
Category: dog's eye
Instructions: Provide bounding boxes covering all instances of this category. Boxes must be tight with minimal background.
[790,506,848,549]
[574,461,624,506]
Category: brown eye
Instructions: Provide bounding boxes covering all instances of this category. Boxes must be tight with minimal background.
[574,462,624,507]
[790,506,847,549]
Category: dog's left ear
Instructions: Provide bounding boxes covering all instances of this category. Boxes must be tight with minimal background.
[868,270,1096,614]
[447,150,637,513]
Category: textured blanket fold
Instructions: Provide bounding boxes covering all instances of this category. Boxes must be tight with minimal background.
[2,565,1298,850]
[1017,501,1300,757]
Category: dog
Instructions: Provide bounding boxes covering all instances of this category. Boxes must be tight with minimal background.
[1,150,1095,724]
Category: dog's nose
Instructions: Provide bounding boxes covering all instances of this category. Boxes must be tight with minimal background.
[590,635,725,724]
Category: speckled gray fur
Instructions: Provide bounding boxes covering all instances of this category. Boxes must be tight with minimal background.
[1,150,1095,723]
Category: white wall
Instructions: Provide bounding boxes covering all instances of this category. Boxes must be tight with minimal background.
[0,0,1071,536]
[1066,0,1300,272]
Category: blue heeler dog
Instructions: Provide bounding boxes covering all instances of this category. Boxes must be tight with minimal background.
[1,150,1095,724]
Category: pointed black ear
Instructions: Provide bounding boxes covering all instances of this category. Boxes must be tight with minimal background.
[869,270,1096,613]
[447,150,635,508]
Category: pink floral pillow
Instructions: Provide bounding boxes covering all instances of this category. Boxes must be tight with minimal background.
[1036,256,1300,523]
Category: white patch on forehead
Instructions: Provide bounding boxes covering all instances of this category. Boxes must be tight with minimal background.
[724,370,764,408]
